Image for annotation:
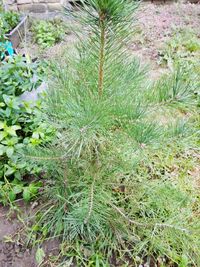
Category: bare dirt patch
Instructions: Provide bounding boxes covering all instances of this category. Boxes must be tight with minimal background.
[0,204,35,267]
[133,2,200,59]
[131,2,200,78]
[0,203,60,267]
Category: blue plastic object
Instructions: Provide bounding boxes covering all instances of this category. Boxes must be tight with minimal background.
[0,41,14,59]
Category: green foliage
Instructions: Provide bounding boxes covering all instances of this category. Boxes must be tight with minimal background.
[0,179,42,204]
[32,19,65,48]
[166,119,192,139]
[0,55,41,96]
[147,67,198,106]
[35,247,45,266]
[125,121,161,145]
[0,9,19,46]
[0,55,55,204]
[0,10,20,33]
[0,2,3,11]
[158,28,200,79]
[22,1,200,266]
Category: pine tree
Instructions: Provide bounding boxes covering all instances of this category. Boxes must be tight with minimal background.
[24,0,148,241]
[21,1,200,265]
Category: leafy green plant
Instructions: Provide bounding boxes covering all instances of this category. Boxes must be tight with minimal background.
[32,19,65,48]
[35,247,45,266]
[0,55,41,96]
[0,98,55,203]
[0,55,55,205]
[0,179,42,204]
[0,2,3,11]
[0,9,19,46]
[0,10,20,33]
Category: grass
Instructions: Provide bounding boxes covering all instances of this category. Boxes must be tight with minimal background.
[158,28,200,80]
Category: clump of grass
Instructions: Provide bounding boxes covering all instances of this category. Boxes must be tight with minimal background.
[125,121,161,146]
[149,67,198,105]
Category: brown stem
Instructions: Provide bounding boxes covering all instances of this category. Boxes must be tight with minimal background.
[98,15,106,97]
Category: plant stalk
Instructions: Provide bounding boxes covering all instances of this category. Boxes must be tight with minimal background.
[98,14,106,97]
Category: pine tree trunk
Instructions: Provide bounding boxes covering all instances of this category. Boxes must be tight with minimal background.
[98,16,105,97]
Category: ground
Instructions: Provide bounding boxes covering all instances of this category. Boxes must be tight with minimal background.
[0,2,200,266]
[0,204,36,267]
[0,202,60,266]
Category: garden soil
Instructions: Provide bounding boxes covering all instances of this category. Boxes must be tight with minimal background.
[0,204,36,267]
[0,203,60,267]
